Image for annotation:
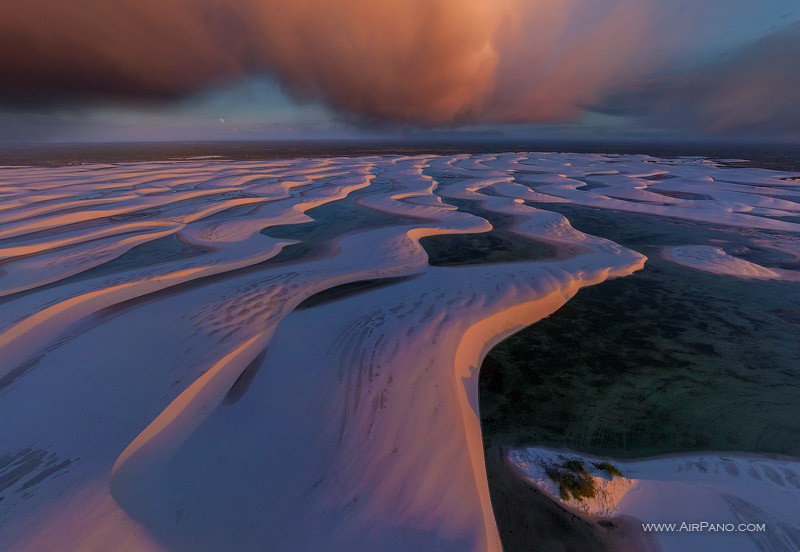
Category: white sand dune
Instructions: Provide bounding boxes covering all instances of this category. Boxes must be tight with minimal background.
[0,153,797,551]
[662,245,800,281]
[509,447,800,552]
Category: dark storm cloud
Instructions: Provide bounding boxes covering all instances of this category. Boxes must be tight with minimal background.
[594,21,800,135]
[0,0,256,104]
[0,0,797,135]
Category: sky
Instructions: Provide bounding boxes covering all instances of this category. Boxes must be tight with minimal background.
[1,0,798,143]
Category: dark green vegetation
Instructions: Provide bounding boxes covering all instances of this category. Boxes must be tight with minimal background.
[480,203,800,551]
[420,230,555,266]
[415,183,558,267]
[594,462,623,478]
[480,205,800,459]
[547,460,596,501]
[483,446,618,552]
[544,460,622,502]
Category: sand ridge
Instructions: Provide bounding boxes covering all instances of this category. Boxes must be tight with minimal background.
[0,152,797,551]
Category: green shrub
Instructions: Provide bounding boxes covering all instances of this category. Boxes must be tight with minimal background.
[547,461,596,501]
[594,462,623,478]
[563,460,587,474]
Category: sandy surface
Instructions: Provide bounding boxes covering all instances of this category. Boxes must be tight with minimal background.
[661,245,800,280]
[509,447,800,552]
[0,152,797,551]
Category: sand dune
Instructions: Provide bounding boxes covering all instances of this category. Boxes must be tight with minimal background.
[0,153,797,551]
[661,245,800,281]
[509,447,800,552]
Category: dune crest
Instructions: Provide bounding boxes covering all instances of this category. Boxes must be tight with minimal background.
[0,153,797,550]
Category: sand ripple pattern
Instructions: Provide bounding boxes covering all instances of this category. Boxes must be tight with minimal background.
[0,153,797,551]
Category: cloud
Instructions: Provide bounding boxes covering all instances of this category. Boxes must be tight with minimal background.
[1,0,796,133]
[594,20,800,136]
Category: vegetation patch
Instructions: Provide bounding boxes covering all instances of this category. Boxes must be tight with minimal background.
[547,460,596,501]
[545,459,624,501]
[594,461,623,478]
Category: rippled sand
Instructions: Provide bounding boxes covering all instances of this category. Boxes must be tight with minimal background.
[0,152,797,551]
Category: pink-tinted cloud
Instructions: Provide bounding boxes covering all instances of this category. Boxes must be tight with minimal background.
[0,0,795,132]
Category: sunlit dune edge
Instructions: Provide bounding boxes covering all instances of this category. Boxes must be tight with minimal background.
[0,152,797,551]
